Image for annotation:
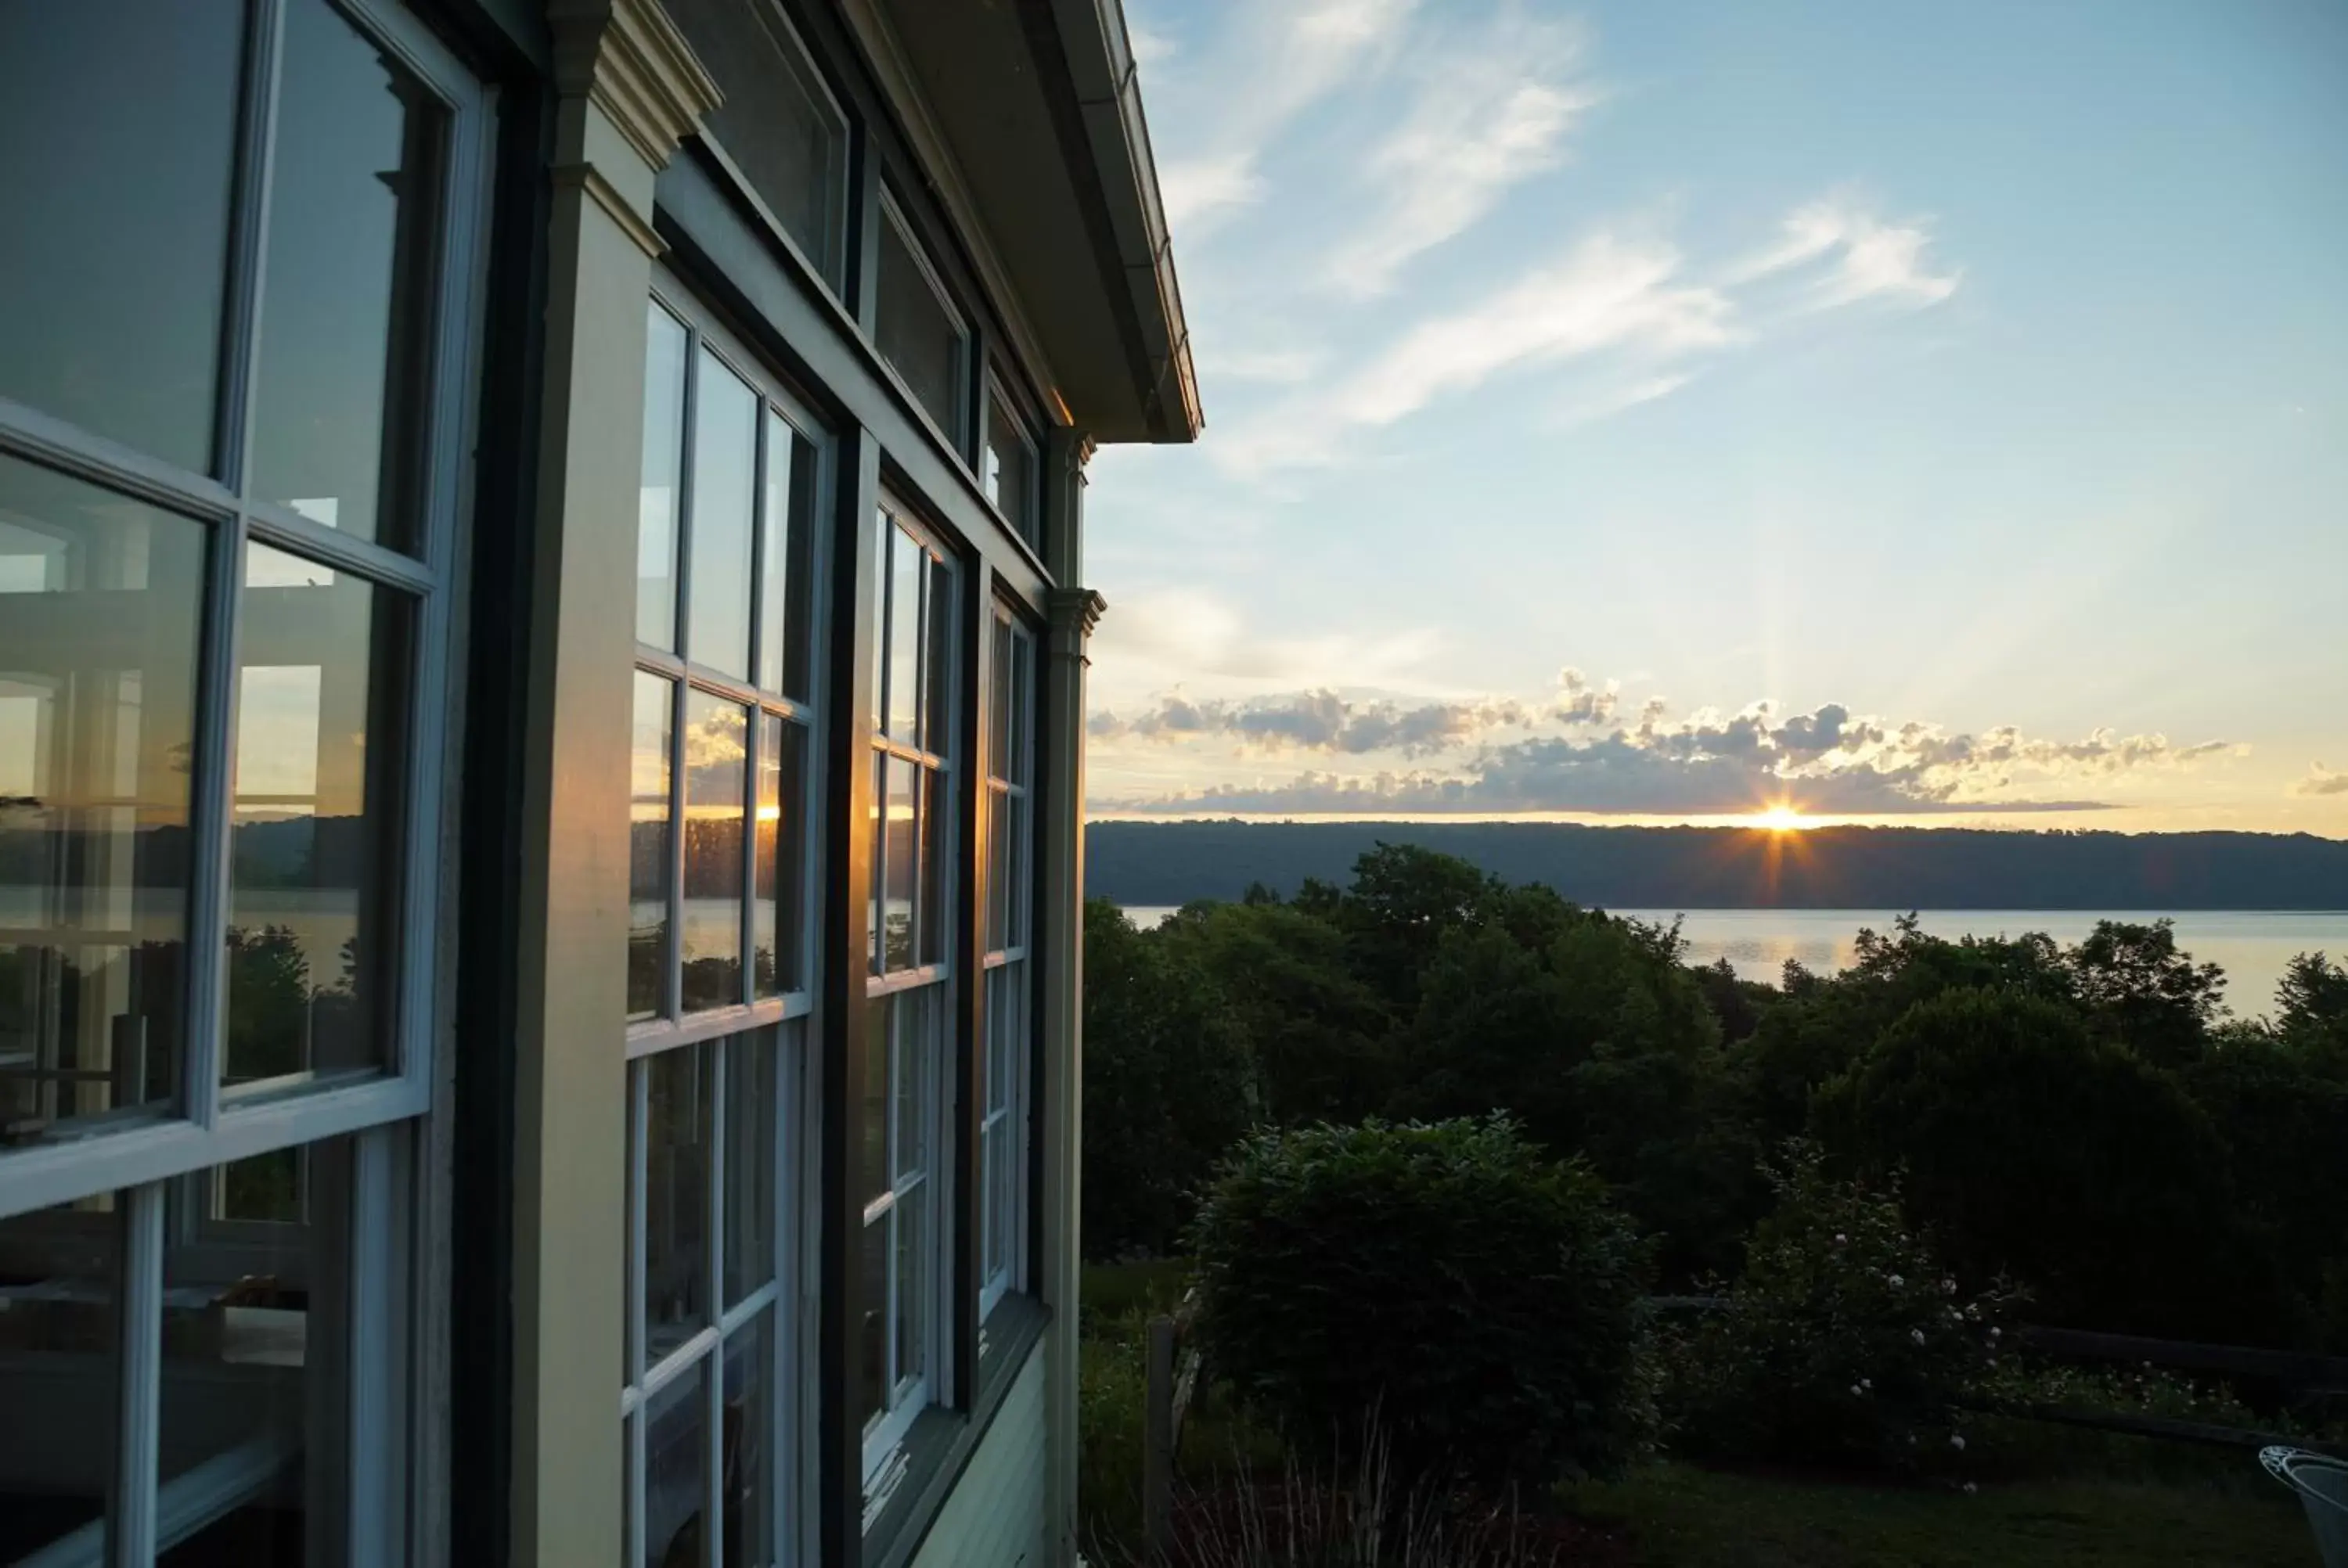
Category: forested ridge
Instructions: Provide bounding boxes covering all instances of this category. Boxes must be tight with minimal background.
[1088,820,2348,909]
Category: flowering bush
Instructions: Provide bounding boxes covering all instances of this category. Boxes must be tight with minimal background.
[1662,1142,2020,1473]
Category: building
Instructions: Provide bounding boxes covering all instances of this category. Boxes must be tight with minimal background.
[0,0,1196,1562]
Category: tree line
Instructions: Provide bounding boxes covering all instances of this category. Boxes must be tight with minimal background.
[1088,819,2348,910]
[1084,843,2348,1350]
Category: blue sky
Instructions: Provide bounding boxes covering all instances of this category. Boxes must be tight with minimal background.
[1081,0,2348,833]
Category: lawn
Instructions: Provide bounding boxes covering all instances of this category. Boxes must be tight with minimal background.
[1562,1462,2316,1568]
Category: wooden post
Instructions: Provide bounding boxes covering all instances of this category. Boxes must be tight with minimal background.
[1144,1314,1176,1562]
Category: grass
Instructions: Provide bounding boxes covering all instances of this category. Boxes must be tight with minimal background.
[1561,1461,2315,1568]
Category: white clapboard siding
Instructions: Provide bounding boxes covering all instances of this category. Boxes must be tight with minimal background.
[909,1338,1051,1568]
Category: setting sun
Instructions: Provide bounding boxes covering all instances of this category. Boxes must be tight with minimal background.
[1753,804,1810,832]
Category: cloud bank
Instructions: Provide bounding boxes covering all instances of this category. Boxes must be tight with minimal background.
[1090,676,2240,818]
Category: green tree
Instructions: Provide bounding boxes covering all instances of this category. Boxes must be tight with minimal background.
[1080,901,1254,1258]
[1819,987,2284,1340]
[2065,918,2227,1067]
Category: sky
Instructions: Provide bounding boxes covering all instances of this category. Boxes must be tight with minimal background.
[1080,0,2348,834]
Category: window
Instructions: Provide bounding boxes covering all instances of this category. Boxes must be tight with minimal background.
[874,196,969,448]
[665,0,849,294]
[981,384,1039,551]
[626,283,826,1568]
[862,504,959,1487]
[979,613,1037,1319]
[0,3,481,1555]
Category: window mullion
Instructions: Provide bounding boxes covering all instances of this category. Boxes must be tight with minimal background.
[182,511,245,1132]
[111,1181,165,1567]
[705,1035,728,1568]
[216,0,286,491]
[666,675,687,1025]
[348,1127,398,1568]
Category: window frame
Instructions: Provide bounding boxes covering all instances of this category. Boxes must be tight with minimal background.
[628,276,834,1060]
[977,606,1036,1322]
[871,186,972,458]
[0,2,489,1560]
[622,272,834,1568]
[979,373,1042,552]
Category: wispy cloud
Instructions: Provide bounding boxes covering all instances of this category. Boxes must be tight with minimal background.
[2293,762,2348,797]
[1159,154,1267,228]
[1093,671,2242,818]
[1325,15,1599,297]
[1090,588,1444,700]
[1732,192,1962,307]
[1216,232,1734,469]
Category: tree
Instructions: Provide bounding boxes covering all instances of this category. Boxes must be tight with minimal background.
[2275,951,2348,1066]
[1819,987,2285,1340]
[1332,843,1496,1010]
[1080,901,1255,1258]
[2065,919,2227,1067]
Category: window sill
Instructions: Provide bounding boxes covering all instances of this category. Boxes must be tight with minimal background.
[862,1294,1050,1568]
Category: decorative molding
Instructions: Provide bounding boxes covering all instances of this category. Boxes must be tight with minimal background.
[551,162,667,259]
[1046,587,1107,644]
[549,0,721,174]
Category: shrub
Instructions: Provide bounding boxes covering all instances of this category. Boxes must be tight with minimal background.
[1814,987,2285,1340]
[1665,1142,2016,1471]
[1190,1116,1649,1494]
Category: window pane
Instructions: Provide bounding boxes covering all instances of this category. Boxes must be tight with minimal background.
[664,0,847,291]
[645,1045,712,1365]
[753,717,802,1000]
[0,1199,119,1559]
[630,673,673,1023]
[0,1,240,471]
[681,692,746,1013]
[688,350,757,680]
[860,996,891,1211]
[876,211,965,440]
[892,988,928,1186]
[158,1137,354,1565]
[865,753,883,977]
[885,524,922,744]
[881,758,916,973]
[0,457,203,1138]
[1010,629,1033,788]
[893,1182,925,1396]
[638,304,687,651]
[919,770,948,969]
[1011,794,1032,948]
[985,395,1035,544]
[759,412,810,699]
[250,0,447,552]
[923,553,955,760]
[987,789,1009,955]
[643,1358,706,1568]
[722,1029,775,1309]
[228,543,411,1089]
[722,1310,776,1568]
[989,619,1011,781]
[856,1217,886,1432]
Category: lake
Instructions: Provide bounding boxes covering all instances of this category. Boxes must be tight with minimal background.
[1117,906,2348,1022]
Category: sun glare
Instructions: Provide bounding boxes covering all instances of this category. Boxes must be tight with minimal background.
[1754,804,1810,832]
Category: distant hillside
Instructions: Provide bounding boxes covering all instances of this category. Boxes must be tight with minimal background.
[1086,821,2348,910]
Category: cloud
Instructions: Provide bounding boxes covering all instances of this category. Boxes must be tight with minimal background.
[1091,589,1443,696]
[1126,20,1176,69]
[1217,232,1735,470]
[2294,763,2348,797]
[1091,689,1533,757]
[1326,16,1598,297]
[1159,154,1267,228]
[1093,674,2240,818]
[1734,193,1961,308]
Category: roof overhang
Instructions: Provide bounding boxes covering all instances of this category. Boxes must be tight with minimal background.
[853,0,1201,444]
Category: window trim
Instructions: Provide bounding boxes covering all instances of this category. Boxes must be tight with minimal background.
[872,185,972,456]
[980,372,1042,551]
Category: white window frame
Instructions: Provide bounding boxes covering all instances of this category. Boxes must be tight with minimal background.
[0,0,488,1559]
[623,274,832,1568]
[860,498,958,1489]
[978,610,1035,1321]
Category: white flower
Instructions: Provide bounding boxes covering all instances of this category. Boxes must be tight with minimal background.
[1907,1433,1918,1446]
[1911,1329,1926,1346]
[1950,1433,1967,1451]
[1989,1327,2001,1340]
[1942,1278,1957,1294]
[1861,1377,1873,1390]
[1834,1233,1847,1245]
[1963,1482,1978,1495]
[1850,1384,1864,1397]
[1888,1274,1905,1288]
